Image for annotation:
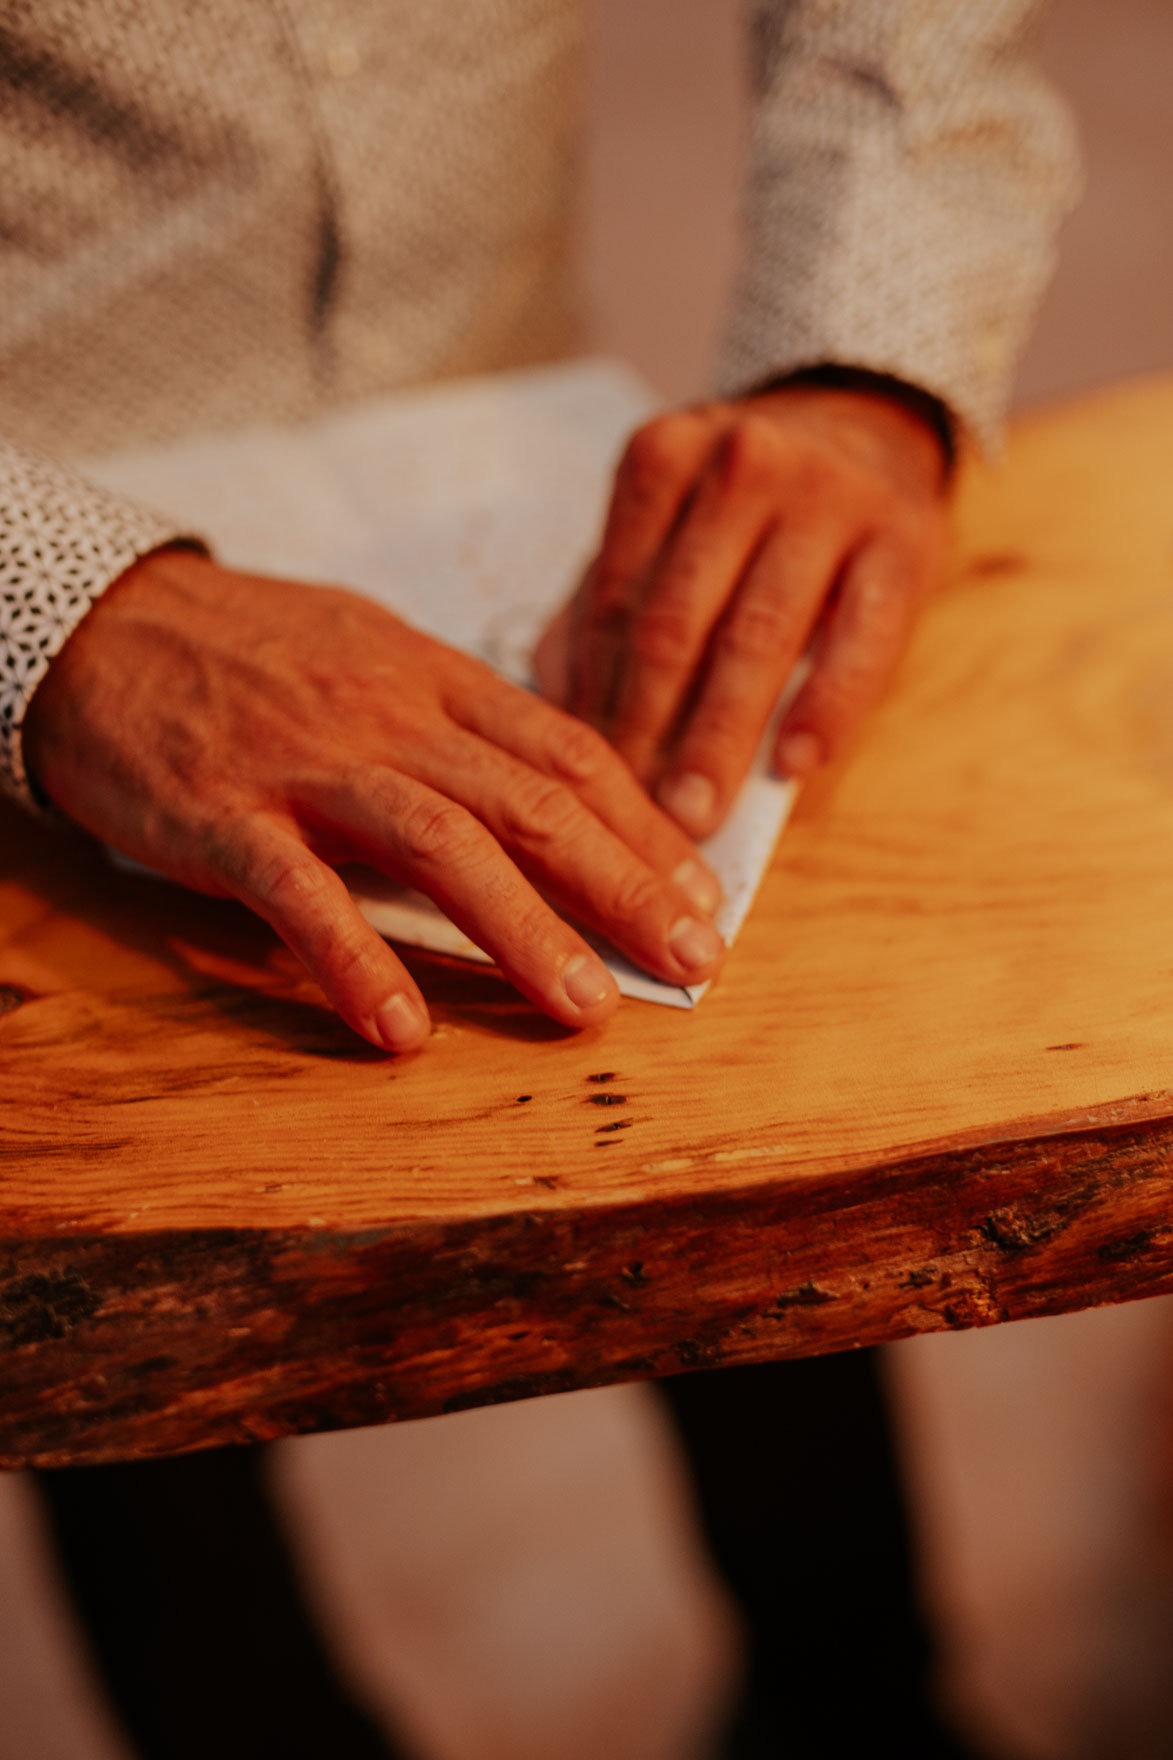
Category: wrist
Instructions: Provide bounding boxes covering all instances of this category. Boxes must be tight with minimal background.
[23,542,208,808]
[747,364,955,494]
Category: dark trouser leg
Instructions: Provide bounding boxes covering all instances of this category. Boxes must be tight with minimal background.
[660,1347,979,1760]
[32,1443,411,1760]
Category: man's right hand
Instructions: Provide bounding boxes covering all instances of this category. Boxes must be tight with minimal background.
[22,548,724,1052]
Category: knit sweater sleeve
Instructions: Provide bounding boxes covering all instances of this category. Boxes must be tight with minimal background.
[725,0,1082,451]
[0,438,194,808]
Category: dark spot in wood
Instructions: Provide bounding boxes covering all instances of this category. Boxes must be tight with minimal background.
[596,1119,632,1134]
[587,1072,616,1084]
[532,1175,558,1190]
[968,552,1026,578]
[601,1291,631,1312]
[0,985,26,1017]
[942,1304,961,1326]
[676,1338,717,1368]
[1046,1043,1085,1052]
[1098,1230,1153,1263]
[262,1184,284,1194]
[901,1266,937,1289]
[127,1355,178,1378]
[621,1262,649,1287]
[0,1271,100,1348]
[614,1355,658,1376]
[771,1281,834,1311]
[587,1093,627,1106]
[516,1095,532,1104]
[978,1207,1058,1255]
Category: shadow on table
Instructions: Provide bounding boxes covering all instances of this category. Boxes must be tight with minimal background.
[4,803,576,1059]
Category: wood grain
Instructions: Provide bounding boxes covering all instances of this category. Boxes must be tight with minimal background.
[4,372,1173,1465]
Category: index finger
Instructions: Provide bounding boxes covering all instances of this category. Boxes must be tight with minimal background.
[569,410,719,727]
[450,673,722,914]
[655,518,844,836]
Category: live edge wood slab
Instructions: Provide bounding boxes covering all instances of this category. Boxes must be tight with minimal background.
[5,374,1173,1469]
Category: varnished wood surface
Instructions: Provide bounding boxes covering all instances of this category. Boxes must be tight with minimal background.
[4,374,1173,1466]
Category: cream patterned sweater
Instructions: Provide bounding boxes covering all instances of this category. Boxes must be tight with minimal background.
[0,0,1079,804]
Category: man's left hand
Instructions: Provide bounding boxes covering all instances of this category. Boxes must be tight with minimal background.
[535,383,950,839]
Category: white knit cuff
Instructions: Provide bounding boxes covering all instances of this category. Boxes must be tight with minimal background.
[0,439,195,808]
[723,1,1083,454]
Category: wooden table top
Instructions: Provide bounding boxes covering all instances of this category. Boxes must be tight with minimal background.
[5,373,1173,1468]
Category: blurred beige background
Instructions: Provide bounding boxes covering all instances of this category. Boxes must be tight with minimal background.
[2,5,1171,1759]
[579,0,1173,411]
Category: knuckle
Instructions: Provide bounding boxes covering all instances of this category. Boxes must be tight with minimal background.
[659,543,714,597]
[722,415,782,491]
[246,841,321,907]
[252,849,340,928]
[501,774,584,848]
[815,639,894,714]
[621,415,699,496]
[718,597,795,662]
[632,600,699,670]
[582,571,631,629]
[819,655,871,705]
[806,678,865,730]
[847,640,897,696]
[851,570,898,627]
[606,865,665,927]
[398,796,478,868]
[543,714,611,785]
[619,424,677,506]
[329,933,388,992]
[266,859,320,910]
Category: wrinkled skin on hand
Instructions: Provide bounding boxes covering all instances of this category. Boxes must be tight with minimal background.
[535,383,950,838]
[23,549,724,1052]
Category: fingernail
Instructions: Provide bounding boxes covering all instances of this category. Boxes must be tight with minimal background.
[673,857,722,915]
[374,992,429,1050]
[777,730,823,777]
[658,771,716,834]
[562,952,617,1011]
[668,915,724,973]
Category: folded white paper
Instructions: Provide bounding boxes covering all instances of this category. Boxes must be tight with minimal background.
[89,360,798,1007]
